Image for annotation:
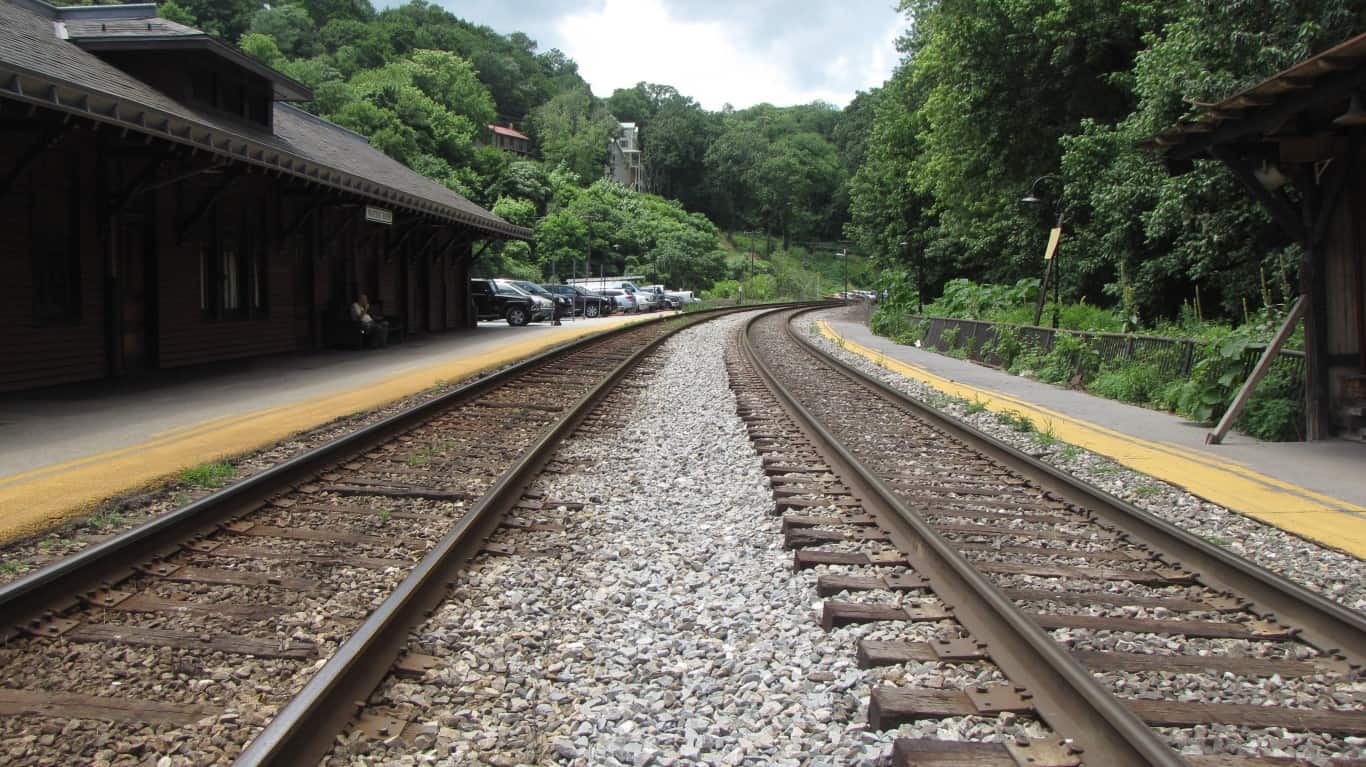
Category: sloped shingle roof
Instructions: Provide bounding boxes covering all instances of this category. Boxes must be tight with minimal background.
[0,0,530,240]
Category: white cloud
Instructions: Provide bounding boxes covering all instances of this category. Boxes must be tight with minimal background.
[557,0,899,109]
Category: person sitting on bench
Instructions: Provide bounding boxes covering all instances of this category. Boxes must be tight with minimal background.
[351,293,389,347]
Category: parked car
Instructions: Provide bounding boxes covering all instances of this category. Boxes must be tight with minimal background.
[542,284,614,317]
[509,279,573,320]
[599,289,637,313]
[643,285,680,310]
[489,279,554,323]
[628,287,659,312]
[470,278,538,326]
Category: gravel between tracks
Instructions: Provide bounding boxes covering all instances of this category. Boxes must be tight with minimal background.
[345,312,1048,767]
[797,307,1366,613]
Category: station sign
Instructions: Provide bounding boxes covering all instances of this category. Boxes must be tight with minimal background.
[365,205,394,225]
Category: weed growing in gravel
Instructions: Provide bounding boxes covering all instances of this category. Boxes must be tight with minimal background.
[965,397,988,415]
[378,508,392,523]
[1058,444,1082,461]
[0,560,21,576]
[998,409,1035,433]
[1132,481,1162,498]
[85,509,125,532]
[1204,534,1232,547]
[180,462,234,489]
[1092,462,1123,475]
[1035,420,1058,446]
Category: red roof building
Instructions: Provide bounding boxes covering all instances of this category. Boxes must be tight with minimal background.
[489,124,531,156]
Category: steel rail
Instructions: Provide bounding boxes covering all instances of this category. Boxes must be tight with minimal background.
[783,307,1366,664]
[0,309,735,636]
[234,307,755,766]
[739,308,1187,767]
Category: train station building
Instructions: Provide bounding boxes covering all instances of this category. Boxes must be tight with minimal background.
[0,0,531,394]
[1150,33,1366,441]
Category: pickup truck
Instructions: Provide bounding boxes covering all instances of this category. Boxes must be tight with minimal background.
[470,278,538,326]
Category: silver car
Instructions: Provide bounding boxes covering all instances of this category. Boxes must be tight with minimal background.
[628,288,658,312]
[599,289,638,312]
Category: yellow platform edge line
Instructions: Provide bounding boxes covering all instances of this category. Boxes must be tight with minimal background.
[0,316,655,544]
[814,320,1366,558]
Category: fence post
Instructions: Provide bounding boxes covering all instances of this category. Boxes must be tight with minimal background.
[1181,341,1196,376]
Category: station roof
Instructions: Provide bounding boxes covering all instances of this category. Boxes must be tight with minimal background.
[1146,31,1366,159]
[0,0,531,240]
[489,124,530,141]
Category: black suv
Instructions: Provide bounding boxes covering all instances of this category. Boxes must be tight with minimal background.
[542,284,613,317]
[470,278,535,326]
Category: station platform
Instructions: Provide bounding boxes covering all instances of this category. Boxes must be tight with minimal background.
[0,314,657,543]
[817,312,1366,559]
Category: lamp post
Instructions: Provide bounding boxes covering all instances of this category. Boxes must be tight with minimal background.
[835,248,849,302]
[898,239,923,314]
[1020,175,1066,328]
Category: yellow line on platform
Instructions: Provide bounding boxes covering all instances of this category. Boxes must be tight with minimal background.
[0,316,653,544]
[815,320,1366,558]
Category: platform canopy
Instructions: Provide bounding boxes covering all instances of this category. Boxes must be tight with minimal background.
[1147,32,1366,441]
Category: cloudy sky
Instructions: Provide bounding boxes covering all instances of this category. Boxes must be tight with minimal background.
[403,0,907,110]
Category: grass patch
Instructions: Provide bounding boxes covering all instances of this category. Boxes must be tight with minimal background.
[997,409,1035,433]
[180,462,234,489]
[1033,419,1058,446]
[1131,481,1162,498]
[84,509,125,532]
[1058,444,1082,461]
[965,397,988,415]
[0,560,22,576]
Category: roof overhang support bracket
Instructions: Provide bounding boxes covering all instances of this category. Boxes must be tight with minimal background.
[0,121,68,199]
[177,164,243,244]
[320,213,358,253]
[280,199,333,242]
[468,239,492,263]
[107,155,168,218]
[1209,145,1307,243]
[383,223,423,263]
[437,231,475,261]
[412,228,443,261]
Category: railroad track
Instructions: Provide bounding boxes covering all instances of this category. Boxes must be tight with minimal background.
[0,307,771,767]
[729,306,1366,767]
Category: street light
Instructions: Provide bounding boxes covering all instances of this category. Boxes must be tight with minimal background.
[835,248,849,302]
[899,239,924,314]
[1020,175,1066,328]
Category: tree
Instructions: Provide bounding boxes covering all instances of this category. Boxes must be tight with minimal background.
[530,88,617,182]
[247,4,318,59]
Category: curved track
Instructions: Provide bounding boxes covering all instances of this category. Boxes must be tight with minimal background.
[731,306,1366,766]
[0,306,780,767]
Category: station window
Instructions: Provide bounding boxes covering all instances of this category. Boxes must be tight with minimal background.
[221,234,242,313]
[31,152,81,326]
[197,204,267,320]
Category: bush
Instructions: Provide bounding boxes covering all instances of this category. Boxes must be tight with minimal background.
[1088,361,1166,404]
[1237,364,1303,441]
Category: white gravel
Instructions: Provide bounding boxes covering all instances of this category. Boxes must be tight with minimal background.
[344,312,1049,767]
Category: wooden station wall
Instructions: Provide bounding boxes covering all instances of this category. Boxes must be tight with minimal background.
[1323,163,1366,410]
[0,122,482,394]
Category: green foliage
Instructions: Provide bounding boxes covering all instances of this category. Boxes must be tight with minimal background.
[997,410,1035,433]
[847,0,1366,329]
[180,462,234,489]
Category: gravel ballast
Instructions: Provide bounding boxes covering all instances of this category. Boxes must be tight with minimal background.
[799,307,1366,613]
[345,312,1052,766]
